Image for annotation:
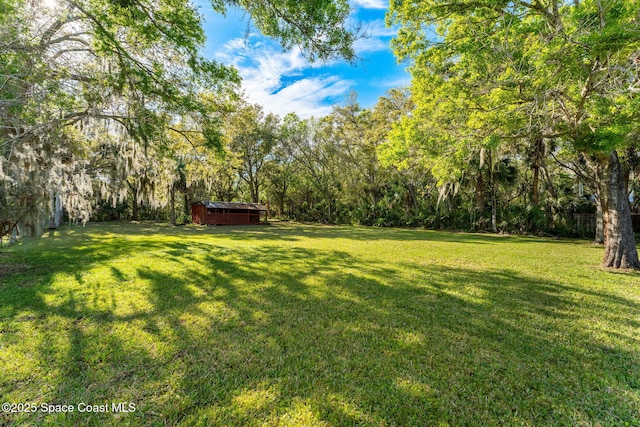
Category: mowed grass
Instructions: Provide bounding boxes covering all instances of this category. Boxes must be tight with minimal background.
[0,223,639,426]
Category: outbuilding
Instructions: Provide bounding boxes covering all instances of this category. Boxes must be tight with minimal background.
[191,201,268,226]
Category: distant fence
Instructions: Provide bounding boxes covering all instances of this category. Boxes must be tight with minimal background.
[574,213,596,233]
[574,213,640,233]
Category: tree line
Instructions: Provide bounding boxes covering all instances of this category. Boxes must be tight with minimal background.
[95,90,633,244]
[0,0,354,235]
[1,0,638,269]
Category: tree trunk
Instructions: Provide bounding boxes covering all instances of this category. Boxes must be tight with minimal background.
[132,201,139,221]
[128,182,139,221]
[491,189,497,233]
[54,194,62,227]
[595,150,639,269]
[532,163,540,206]
[280,178,289,218]
[253,181,260,204]
[248,181,259,203]
[169,183,176,226]
[594,194,604,244]
[406,182,418,212]
[489,151,497,233]
[531,136,543,206]
[476,171,485,230]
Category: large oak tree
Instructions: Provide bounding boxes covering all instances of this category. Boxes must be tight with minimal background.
[388,0,640,268]
[0,0,357,237]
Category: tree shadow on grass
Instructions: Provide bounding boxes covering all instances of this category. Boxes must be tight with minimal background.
[1,236,639,426]
[24,221,595,245]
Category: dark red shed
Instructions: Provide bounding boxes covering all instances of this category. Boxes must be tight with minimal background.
[191,201,267,225]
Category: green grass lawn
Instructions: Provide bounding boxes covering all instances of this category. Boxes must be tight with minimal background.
[1,222,639,426]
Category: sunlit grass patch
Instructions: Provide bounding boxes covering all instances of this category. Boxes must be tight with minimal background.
[1,222,639,426]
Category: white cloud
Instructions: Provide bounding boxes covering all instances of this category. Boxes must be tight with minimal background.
[216,37,353,118]
[370,75,411,89]
[354,37,389,54]
[350,0,387,9]
[364,19,398,38]
[247,76,352,118]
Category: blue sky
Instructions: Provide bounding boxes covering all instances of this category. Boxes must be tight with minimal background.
[196,0,410,118]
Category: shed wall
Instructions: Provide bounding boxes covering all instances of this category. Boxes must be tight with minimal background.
[191,204,207,225]
[191,203,264,225]
[205,209,261,225]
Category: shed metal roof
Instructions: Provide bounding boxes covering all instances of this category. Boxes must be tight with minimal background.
[193,201,267,211]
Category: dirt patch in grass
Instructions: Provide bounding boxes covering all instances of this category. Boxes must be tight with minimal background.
[0,263,32,278]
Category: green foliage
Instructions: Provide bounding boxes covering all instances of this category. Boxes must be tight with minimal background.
[1,0,359,237]
[387,0,640,166]
[232,0,357,62]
